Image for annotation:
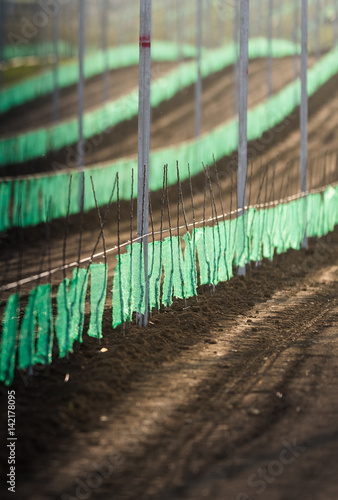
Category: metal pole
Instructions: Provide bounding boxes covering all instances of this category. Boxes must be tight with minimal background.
[238,0,249,276]
[256,0,262,37]
[233,0,239,117]
[300,0,308,248]
[267,0,273,97]
[333,0,338,46]
[176,0,184,62]
[315,0,321,60]
[102,0,109,101]
[137,0,151,327]
[52,4,60,123]
[195,0,202,137]
[0,0,4,91]
[277,0,283,39]
[78,0,85,208]
[334,0,338,46]
[293,0,300,105]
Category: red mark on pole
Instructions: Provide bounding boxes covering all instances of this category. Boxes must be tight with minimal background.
[139,35,151,48]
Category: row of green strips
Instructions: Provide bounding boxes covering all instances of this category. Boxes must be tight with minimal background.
[3,41,76,62]
[0,38,300,167]
[0,41,198,114]
[0,42,337,232]
[1,185,337,386]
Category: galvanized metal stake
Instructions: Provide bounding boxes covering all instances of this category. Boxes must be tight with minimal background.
[137,0,151,327]
[233,0,239,117]
[0,0,4,91]
[102,0,110,102]
[293,0,300,104]
[195,0,202,137]
[267,0,273,97]
[176,0,184,62]
[52,4,60,123]
[315,0,321,60]
[334,0,338,46]
[300,0,308,248]
[238,0,249,277]
[277,0,283,39]
[78,0,85,209]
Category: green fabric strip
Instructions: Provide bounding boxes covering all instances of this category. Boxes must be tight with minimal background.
[18,288,38,370]
[55,268,89,356]
[34,284,54,365]
[4,44,338,230]
[88,263,107,339]
[0,38,300,167]
[0,293,19,386]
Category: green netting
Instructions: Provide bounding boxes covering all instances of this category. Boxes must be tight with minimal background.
[0,38,300,167]
[182,232,198,297]
[0,181,11,231]
[88,263,107,339]
[112,243,148,328]
[18,283,53,369]
[3,41,336,231]
[18,288,38,370]
[0,293,19,386]
[55,268,89,356]
[3,41,75,61]
[0,41,198,114]
[148,240,163,310]
[323,186,338,234]
[1,185,338,384]
[34,284,54,365]
[112,247,132,328]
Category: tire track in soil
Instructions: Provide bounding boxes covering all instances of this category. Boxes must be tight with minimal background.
[12,236,338,500]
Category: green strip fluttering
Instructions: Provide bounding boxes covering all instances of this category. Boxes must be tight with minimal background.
[1,186,338,385]
[2,42,338,232]
[0,293,19,386]
[18,284,53,369]
[3,41,75,62]
[88,263,107,339]
[0,38,300,167]
[0,41,198,115]
[55,268,89,357]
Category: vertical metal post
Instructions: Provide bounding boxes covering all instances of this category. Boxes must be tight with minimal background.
[315,0,321,60]
[195,0,202,137]
[102,0,109,101]
[78,0,85,208]
[0,0,4,91]
[293,0,300,104]
[137,0,151,327]
[267,0,273,97]
[238,0,249,276]
[233,0,239,117]
[176,0,184,62]
[256,0,262,37]
[52,4,60,123]
[334,0,338,46]
[277,0,283,39]
[300,0,308,248]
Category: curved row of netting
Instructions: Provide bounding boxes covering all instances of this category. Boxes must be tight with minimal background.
[0,168,337,386]
[1,43,338,234]
[0,38,299,163]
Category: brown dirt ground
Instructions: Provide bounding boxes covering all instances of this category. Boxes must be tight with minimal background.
[0,228,337,500]
[0,56,315,177]
[0,53,338,500]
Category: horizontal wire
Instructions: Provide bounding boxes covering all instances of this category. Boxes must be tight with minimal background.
[1,180,337,293]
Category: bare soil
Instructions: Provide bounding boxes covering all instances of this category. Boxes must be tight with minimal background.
[0,54,338,500]
[0,229,337,500]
